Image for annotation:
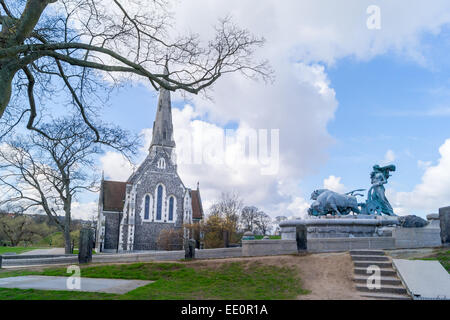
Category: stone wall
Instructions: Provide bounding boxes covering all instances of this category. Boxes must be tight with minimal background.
[196,247,242,259]
[134,224,182,251]
[242,240,298,257]
[92,247,242,264]
[392,217,442,249]
[307,237,396,252]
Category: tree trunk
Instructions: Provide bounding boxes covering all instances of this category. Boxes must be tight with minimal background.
[0,0,54,119]
[8,0,53,46]
[0,68,14,118]
[63,200,72,254]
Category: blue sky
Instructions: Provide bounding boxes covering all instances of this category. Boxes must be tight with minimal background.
[9,1,450,220]
[303,53,450,197]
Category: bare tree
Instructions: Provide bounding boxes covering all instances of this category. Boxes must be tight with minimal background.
[208,191,243,247]
[0,212,43,246]
[209,191,243,232]
[240,206,259,232]
[0,0,270,140]
[0,116,137,253]
[254,211,272,236]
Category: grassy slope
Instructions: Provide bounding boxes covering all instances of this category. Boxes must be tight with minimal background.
[417,249,450,272]
[0,261,309,300]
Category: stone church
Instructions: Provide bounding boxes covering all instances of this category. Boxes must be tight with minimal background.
[95,67,204,252]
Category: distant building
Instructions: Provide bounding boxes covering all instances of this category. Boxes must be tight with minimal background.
[96,65,204,252]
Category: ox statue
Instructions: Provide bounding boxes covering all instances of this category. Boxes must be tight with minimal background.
[308,189,364,217]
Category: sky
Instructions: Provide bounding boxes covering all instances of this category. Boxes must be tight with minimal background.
[40,0,450,220]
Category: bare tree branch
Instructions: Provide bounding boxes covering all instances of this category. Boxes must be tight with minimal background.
[0,0,271,140]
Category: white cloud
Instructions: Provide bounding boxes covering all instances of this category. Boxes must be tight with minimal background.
[71,201,97,221]
[172,0,450,66]
[382,149,396,165]
[99,151,135,181]
[323,175,346,193]
[391,139,450,216]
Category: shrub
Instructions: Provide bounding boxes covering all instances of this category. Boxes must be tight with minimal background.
[157,228,184,251]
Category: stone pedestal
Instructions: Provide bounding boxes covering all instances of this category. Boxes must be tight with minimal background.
[439,207,450,244]
[280,217,399,240]
[78,228,94,264]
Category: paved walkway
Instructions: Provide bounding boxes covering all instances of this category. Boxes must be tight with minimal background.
[19,248,66,255]
[393,259,450,300]
[0,276,152,294]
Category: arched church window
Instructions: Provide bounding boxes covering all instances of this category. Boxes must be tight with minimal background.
[156,185,163,220]
[157,158,166,169]
[168,196,175,221]
[144,195,150,220]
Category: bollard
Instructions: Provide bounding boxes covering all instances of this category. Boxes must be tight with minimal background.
[296,225,307,250]
[0,255,2,269]
[185,239,196,260]
[78,228,94,264]
[439,207,450,245]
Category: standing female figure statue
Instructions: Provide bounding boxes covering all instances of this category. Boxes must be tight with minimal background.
[365,164,396,216]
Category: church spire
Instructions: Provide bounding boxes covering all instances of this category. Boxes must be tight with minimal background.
[149,61,176,150]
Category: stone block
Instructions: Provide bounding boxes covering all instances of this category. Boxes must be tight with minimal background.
[439,207,450,244]
[393,259,450,300]
[392,225,442,249]
[427,214,439,220]
[242,240,297,257]
[280,226,296,240]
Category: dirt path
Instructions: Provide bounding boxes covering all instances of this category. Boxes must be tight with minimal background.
[184,252,364,300]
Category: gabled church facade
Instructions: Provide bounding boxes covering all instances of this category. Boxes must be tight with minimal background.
[95,66,203,252]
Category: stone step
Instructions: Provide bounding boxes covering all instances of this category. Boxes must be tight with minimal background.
[350,250,385,256]
[355,284,407,295]
[354,267,397,277]
[353,275,402,286]
[354,261,392,268]
[351,255,390,262]
[360,292,411,300]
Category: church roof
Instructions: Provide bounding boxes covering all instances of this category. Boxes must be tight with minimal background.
[102,180,127,212]
[190,189,204,220]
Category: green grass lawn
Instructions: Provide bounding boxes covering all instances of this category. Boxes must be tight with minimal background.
[416,249,450,273]
[0,261,309,300]
[253,235,282,240]
[0,247,43,255]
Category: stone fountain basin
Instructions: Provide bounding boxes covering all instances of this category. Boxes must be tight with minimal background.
[280,216,400,239]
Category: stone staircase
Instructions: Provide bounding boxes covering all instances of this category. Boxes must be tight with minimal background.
[350,249,411,300]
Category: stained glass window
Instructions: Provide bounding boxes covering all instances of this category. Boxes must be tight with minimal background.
[156,185,163,220]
